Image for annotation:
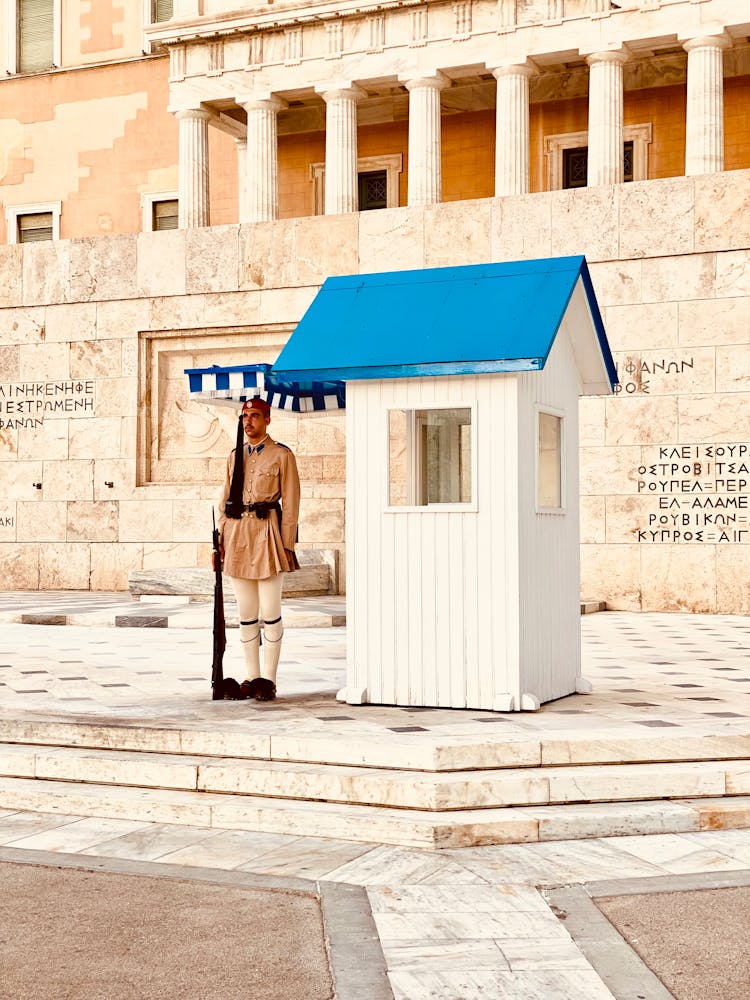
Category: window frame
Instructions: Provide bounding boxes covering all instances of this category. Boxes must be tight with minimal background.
[385,401,478,514]
[140,191,179,232]
[6,0,61,75]
[6,201,61,244]
[543,123,652,191]
[311,153,402,216]
[535,404,566,515]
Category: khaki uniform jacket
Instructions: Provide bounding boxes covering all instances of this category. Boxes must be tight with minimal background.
[218,436,300,580]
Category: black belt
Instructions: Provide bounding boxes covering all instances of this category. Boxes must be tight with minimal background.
[240,501,281,520]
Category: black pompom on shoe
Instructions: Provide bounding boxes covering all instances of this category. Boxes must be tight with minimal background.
[255,678,277,702]
[222,677,242,700]
[239,678,263,700]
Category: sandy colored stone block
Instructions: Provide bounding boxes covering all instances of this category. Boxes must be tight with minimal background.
[18,343,69,381]
[679,296,750,347]
[579,495,605,545]
[0,544,39,588]
[202,291,262,327]
[491,192,552,261]
[142,542,198,568]
[604,395,678,446]
[0,346,19,381]
[258,285,318,326]
[299,499,344,544]
[67,417,121,459]
[96,298,150,341]
[93,377,137,418]
[1,461,43,499]
[613,347,714,397]
[690,797,750,832]
[0,244,23,307]
[186,225,240,294]
[89,542,143,590]
[295,213,359,285]
[0,306,46,345]
[137,229,187,298]
[22,241,71,306]
[297,413,346,455]
[70,340,123,380]
[678,392,750,443]
[66,501,119,542]
[296,455,323,481]
[240,219,296,291]
[580,543,641,609]
[39,542,91,589]
[579,446,641,495]
[588,259,643,307]
[16,501,66,542]
[121,341,138,378]
[604,302,679,352]
[149,294,208,331]
[716,547,750,614]
[93,459,137,500]
[641,253,716,304]
[172,499,215,542]
[44,302,97,344]
[715,250,750,298]
[17,419,69,461]
[640,543,716,613]
[0,426,19,461]
[119,499,173,542]
[424,199,491,268]
[359,206,425,274]
[695,171,750,252]
[619,176,695,258]
[322,454,346,482]
[550,186,618,262]
[43,460,94,502]
[605,495,671,545]
[579,397,605,446]
[68,235,137,302]
[531,801,698,841]
[0,502,17,541]
[717,345,750,393]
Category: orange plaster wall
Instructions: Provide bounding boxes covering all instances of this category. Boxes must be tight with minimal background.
[278,131,326,218]
[625,83,686,179]
[530,96,588,192]
[726,76,750,170]
[442,111,495,202]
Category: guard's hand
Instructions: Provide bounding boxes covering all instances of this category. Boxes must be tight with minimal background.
[212,545,224,571]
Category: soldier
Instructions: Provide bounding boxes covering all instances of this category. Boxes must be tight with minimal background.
[217,397,300,701]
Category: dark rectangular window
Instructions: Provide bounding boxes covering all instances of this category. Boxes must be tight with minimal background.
[18,211,53,243]
[358,170,388,211]
[563,141,636,189]
[17,0,54,73]
[152,199,179,231]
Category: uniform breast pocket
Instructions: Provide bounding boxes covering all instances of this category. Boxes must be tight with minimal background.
[254,465,280,498]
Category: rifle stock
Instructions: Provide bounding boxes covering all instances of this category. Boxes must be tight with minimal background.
[211,509,226,700]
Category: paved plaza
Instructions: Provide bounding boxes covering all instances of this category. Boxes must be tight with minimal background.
[1,595,750,998]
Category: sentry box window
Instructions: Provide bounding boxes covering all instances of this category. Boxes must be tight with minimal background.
[389,407,473,508]
[537,409,564,511]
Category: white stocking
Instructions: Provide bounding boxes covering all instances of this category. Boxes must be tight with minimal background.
[231,577,261,681]
[258,574,284,684]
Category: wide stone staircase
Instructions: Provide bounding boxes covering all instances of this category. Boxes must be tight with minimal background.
[1,718,749,850]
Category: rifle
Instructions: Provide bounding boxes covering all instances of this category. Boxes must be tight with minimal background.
[211,509,226,700]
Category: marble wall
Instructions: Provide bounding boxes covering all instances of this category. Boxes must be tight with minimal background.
[1,169,749,609]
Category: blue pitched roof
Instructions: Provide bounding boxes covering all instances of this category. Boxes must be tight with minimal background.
[272,255,617,391]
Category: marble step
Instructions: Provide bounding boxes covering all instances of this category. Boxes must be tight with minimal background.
[2,717,750,772]
[1,774,749,850]
[2,742,750,812]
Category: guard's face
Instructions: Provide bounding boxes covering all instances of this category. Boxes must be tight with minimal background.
[242,410,270,441]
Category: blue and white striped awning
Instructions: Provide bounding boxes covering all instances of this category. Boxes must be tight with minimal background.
[185,364,345,413]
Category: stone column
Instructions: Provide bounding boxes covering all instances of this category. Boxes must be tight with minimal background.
[404,74,447,207]
[235,138,248,223]
[241,97,286,223]
[683,35,730,176]
[585,51,628,187]
[492,64,534,197]
[319,86,365,215]
[176,109,211,228]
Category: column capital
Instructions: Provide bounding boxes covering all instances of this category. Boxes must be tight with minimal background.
[489,61,537,80]
[401,71,450,92]
[316,84,367,103]
[682,33,731,54]
[174,108,213,123]
[584,48,629,67]
[238,94,288,113]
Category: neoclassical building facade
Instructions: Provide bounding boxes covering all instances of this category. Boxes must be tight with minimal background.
[1,0,749,611]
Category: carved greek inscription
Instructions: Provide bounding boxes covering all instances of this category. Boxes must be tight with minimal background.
[0,516,14,527]
[0,381,94,429]
[613,356,695,395]
[635,444,750,543]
